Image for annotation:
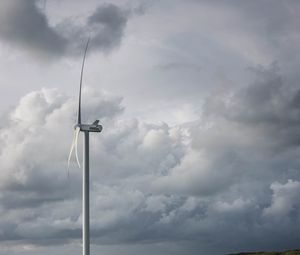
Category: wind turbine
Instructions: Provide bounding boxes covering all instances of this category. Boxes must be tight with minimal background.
[68,38,103,255]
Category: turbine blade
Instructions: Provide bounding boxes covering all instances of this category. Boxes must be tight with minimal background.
[67,129,77,178]
[77,37,91,125]
[74,127,81,168]
[67,129,77,168]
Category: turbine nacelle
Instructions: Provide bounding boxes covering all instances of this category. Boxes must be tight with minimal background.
[75,120,103,133]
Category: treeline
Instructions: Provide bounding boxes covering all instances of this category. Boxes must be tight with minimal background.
[228,250,300,255]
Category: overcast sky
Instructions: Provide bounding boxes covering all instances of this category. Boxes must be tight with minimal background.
[0,0,300,254]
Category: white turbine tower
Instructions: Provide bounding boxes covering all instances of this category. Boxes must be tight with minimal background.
[68,38,102,255]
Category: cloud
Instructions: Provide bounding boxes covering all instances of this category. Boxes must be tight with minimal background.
[1,62,300,254]
[0,0,66,58]
[88,4,128,52]
[1,1,300,253]
[263,180,300,219]
[155,62,202,72]
[0,0,129,59]
[202,63,300,151]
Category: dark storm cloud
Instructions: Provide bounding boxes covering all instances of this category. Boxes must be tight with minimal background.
[88,3,128,52]
[203,64,300,149]
[0,0,129,59]
[0,0,66,58]
[155,64,300,252]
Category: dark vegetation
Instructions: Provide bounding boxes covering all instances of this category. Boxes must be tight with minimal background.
[228,250,300,255]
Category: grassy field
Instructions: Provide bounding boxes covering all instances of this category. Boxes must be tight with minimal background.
[229,250,300,255]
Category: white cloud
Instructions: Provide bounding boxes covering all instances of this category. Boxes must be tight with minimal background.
[263,180,300,218]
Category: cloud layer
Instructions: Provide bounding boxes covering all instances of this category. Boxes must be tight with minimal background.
[1,1,300,255]
[1,62,300,254]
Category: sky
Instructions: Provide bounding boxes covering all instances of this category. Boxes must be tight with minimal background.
[0,0,300,254]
